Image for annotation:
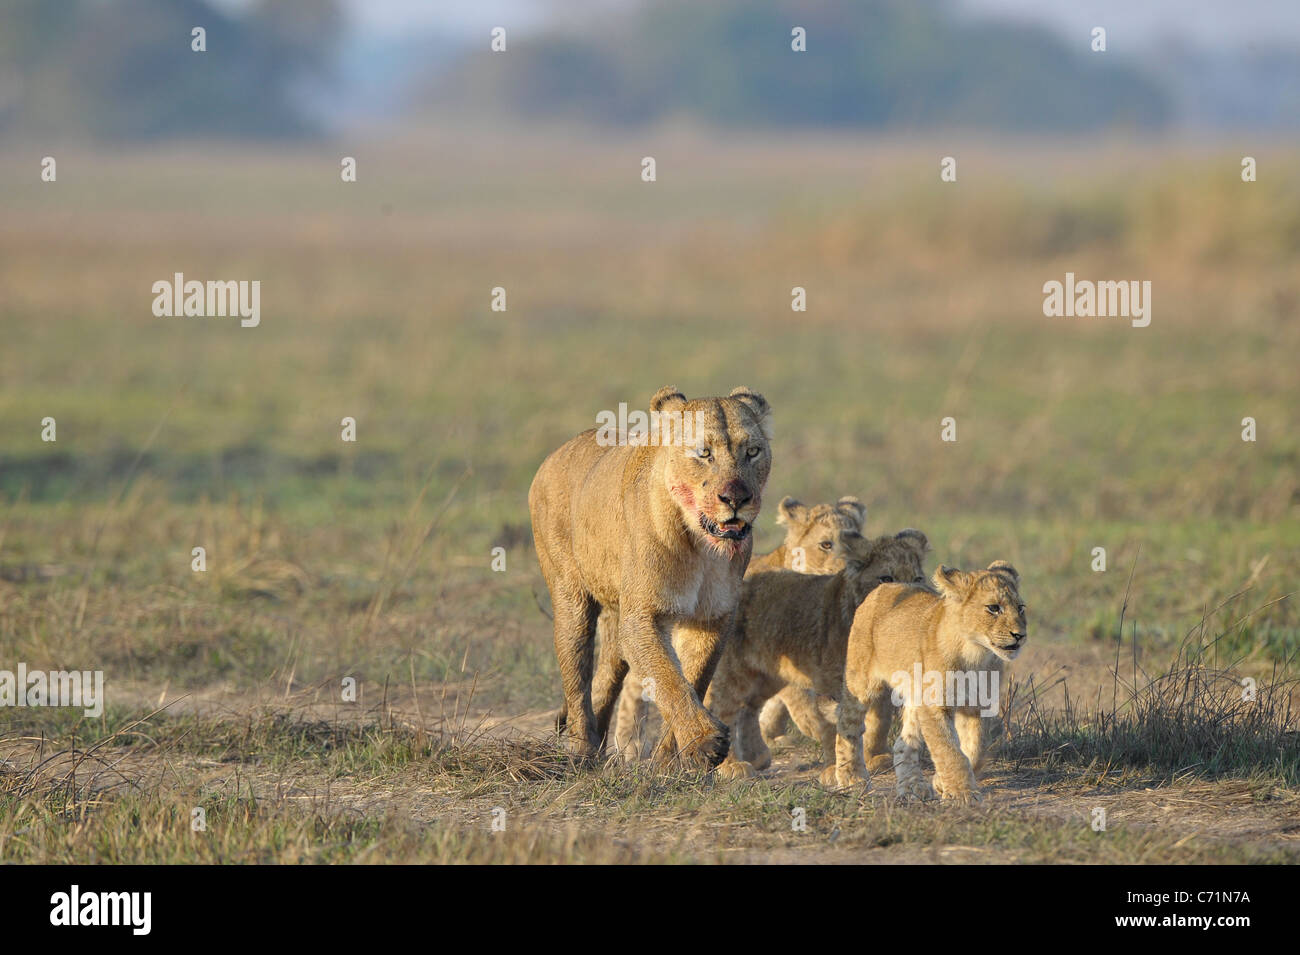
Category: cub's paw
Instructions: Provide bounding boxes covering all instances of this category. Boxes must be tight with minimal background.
[748,744,773,772]
[865,753,895,775]
[820,764,872,792]
[758,707,791,744]
[894,775,936,802]
[715,757,757,781]
[935,778,983,805]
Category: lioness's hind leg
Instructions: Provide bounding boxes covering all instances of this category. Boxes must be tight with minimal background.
[591,640,629,745]
[551,589,601,758]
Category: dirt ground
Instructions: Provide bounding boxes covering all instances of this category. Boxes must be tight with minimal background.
[5,639,1295,864]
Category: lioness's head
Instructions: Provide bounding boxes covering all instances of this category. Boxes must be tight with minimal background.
[842,528,930,596]
[776,495,867,573]
[932,561,1027,661]
[653,385,773,557]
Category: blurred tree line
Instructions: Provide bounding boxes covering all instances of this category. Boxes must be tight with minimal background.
[432,0,1171,131]
[0,0,342,140]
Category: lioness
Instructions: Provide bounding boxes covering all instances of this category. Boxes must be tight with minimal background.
[705,529,930,776]
[613,494,867,761]
[829,561,1026,801]
[529,385,772,766]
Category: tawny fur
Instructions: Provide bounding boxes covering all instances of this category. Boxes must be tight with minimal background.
[704,529,930,777]
[529,386,772,768]
[828,561,1026,801]
[613,494,868,761]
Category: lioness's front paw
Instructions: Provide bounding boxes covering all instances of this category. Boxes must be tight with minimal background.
[676,721,730,769]
[564,733,602,761]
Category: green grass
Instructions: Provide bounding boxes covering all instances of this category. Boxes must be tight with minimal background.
[0,131,1297,862]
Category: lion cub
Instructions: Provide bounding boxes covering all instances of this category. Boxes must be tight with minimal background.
[747,495,867,575]
[829,562,1026,801]
[613,494,867,761]
[706,529,930,776]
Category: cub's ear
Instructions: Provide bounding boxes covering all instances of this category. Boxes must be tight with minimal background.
[776,495,808,527]
[650,386,687,413]
[987,561,1020,586]
[932,565,971,596]
[895,528,929,556]
[729,387,772,440]
[836,530,871,570]
[836,496,867,529]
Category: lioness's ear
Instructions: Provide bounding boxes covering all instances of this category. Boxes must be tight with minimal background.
[932,565,971,596]
[987,560,1020,586]
[836,496,867,529]
[650,386,687,413]
[776,496,807,527]
[729,387,772,441]
[895,528,929,556]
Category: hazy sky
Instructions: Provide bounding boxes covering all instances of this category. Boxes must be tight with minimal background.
[332,0,1300,48]
[958,0,1300,49]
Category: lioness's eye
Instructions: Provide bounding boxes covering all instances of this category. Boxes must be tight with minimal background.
[986,604,1001,615]
[879,575,894,583]
[745,446,761,459]
[694,447,711,459]
[819,540,833,551]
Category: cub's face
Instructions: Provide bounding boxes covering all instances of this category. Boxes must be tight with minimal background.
[777,495,867,574]
[656,387,773,558]
[845,529,929,589]
[934,562,1027,661]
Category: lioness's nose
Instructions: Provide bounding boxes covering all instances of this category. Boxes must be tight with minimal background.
[717,482,751,510]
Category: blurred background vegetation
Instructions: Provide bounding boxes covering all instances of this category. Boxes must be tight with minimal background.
[6,0,1300,142]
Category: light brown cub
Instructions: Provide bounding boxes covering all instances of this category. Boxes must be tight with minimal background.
[830,561,1026,801]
